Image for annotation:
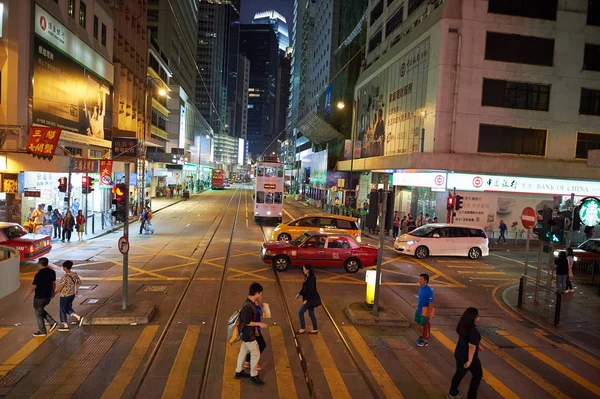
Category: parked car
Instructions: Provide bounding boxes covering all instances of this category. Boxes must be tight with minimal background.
[394,223,489,259]
[270,213,361,243]
[0,223,52,262]
[260,231,377,273]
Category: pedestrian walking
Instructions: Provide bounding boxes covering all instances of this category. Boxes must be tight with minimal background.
[76,210,86,241]
[416,212,424,227]
[400,215,408,235]
[139,207,148,235]
[244,300,267,371]
[393,211,401,239]
[447,307,483,399]
[23,257,58,337]
[414,273,434,347]
[61,210,75,243]
[497,220,508,244]
[234,282,268,385]
[554,250,569,294]
[296,264,321,334]
[50,209,62,239]
[55,261,83,331]
[566,247,575,293]
[31,204,46,233]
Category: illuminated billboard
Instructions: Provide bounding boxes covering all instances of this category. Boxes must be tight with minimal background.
[238,138,245,165]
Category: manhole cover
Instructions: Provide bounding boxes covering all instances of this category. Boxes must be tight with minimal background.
[138,285,169,294]
[82,298,108,305]
[0,370,28,387]
[78,284,98,290]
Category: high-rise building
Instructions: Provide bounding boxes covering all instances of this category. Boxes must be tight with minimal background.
[275,49,292,141]
[239,24,279,160]
[252,10,290,53]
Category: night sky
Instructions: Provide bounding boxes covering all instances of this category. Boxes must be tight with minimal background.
[241,0,294,35]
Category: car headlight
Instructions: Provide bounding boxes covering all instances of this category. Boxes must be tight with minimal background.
[273,226,281,231]
[261,247,266,255]
[553,250,559,257]
[406,240,418,245]
[573,256,578,262]
[355,236,361,243]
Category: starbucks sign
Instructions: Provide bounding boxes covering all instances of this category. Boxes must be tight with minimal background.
[579,198,600,227]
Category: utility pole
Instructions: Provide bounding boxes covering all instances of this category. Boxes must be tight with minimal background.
[566,193,575,248]
[123,162,130,310]
[372,173,388,316]
[84,171,89,235]
[65,157,73,211]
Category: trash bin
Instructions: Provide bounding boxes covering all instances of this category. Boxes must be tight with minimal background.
[182,190,190,200]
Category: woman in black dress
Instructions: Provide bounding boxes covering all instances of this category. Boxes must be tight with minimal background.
[448,307,483,399]
[296,264,321,334]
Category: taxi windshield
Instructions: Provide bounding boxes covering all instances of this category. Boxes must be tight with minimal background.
[290,232,311,246]
[3,225,28,239]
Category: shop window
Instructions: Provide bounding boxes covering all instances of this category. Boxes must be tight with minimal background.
[583,43,600,71]
[482,78,550,111]
[93,15,98,39]
[368,29,383,54]
[408,0,425,16]
[588,0,600,26]
[488,0,557,20]
[576,132,600,159]
[580,88,600,115]
[79,1,86,28]
[478,124,546,156]
[370,0,384,26]
[68,0,75,18]
[385,6,404,37]
[485,32,554,66]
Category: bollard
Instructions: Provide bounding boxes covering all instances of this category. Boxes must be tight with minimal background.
[92,214,95,234]
[518,276,524,308]
[554,291,561,326]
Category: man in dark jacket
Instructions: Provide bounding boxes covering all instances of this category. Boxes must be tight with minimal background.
[234,282,268,385]
[23,257,58,337]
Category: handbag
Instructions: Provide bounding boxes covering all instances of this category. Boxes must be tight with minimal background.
[422,320,431,340]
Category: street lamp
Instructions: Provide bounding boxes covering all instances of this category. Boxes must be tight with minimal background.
[337,101,346,109]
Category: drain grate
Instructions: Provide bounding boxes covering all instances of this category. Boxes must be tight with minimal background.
[0,370,28,388]
[78,284,98,290]
[82,298,108,305]
[138,285,169,294]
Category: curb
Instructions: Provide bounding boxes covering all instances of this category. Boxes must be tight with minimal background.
[344,302,410,327]
[83,300,156,325]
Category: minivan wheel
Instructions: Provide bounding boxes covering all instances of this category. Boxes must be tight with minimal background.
[272,255,290,272]
[343,258,361,273]
[415,246,429,259]
[278,233,292,242]
[468,247,482,260]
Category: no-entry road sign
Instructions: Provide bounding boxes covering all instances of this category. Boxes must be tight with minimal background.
[118,236,130,255]
[521,207,537,229]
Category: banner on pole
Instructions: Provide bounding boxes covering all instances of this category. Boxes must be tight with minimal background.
[26,127,62,160]
[99,159,114,187]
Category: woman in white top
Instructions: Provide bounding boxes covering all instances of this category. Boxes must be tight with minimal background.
[565,247,575,293]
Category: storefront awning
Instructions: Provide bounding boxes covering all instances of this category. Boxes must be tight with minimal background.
[296,113,344,145]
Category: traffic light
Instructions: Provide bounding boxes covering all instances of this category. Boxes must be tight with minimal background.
[58,177,67,193]
[455,195,464,211]
[447,195,454,211]
[573,206,581,231]
[82,176,90,194]
[112,183,127,222]
[88,177,96,194]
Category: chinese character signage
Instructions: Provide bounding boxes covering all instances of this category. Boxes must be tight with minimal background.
[26,127,62,159]
[99,160,114,187]
[72,158,98,173]
[112,137,138,158]
[24,190,42,198]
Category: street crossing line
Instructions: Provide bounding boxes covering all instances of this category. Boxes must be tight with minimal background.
[532,329,600,369]
[456,271,506,275]
[481,338,568,398]
[162,325,201,399]
[343,326,404,398]
[413,258,466,288]
[431,328,519,399]
[0,327,12,341]
[0,330,56,378]
[270,326,299,399]
[101,325,160,399]
[309,333,352,399]
[222,338,241,398]
[496,329,600,396]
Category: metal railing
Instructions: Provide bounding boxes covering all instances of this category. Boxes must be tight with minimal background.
[518,275,562,326]
[572,258,600,283]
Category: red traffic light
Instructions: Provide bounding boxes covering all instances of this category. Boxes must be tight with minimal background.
[447,197,454,205]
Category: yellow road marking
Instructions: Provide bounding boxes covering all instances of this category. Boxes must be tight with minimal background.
[203,260,273,281]
[0,330,56,378]
[228,267,273,279]
[162,325,201,399]
[310,333,352,398]
[431,329,519,399]
[481,338,568,398]
[496,330,600,396]
[413,258,466,287]
[343,326,404,398]
[222,339,241,398]
[491,283,522,321]
[382,256,404,265]
[470,277,517,281]
[449,266,476,269]
[479,284,497,288]
[270,327,298,399]
[532,329,600,369]
[457,271,506,275]
[101,325,159,399]
[0,327,12,341]
[475,271,507,275]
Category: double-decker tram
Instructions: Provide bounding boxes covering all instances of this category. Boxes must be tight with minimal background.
[254,155,284,224]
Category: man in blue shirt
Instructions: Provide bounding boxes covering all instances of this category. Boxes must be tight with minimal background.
[414,273,434,347]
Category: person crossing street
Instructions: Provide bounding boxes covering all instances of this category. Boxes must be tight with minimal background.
[414,273,434,347]
[23,257,58,337]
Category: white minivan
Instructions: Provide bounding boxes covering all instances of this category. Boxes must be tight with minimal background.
[394,223,489,259]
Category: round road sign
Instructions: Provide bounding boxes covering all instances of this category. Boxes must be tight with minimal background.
[521,207,537,229]
[118,236,130,255]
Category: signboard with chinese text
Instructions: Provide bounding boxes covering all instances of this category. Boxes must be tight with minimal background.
[99,160,113,186]
[26,127,62,159]
[24,190,41,198]
[112,137,138,159]
[72,158,98,173]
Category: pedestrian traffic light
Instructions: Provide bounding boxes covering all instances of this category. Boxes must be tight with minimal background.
[447,195,454,211]
[58,177,67,193]
[112,183,127,222]
[455,195,464,211]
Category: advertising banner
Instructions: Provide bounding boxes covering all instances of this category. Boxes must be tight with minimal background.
[112,137,138,158]
[99,160,113,187]
[72,158,99,173]
[26,127,62,159]
[32,35,112,147]
[356,38,429,158]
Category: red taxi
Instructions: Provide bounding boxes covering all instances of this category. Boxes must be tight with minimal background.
[260,231,378,273]
[0,223,52,261]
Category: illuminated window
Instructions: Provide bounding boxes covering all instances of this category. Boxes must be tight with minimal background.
[79,1,86,28]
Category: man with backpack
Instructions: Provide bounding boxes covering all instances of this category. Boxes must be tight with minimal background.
[234,282,268,385]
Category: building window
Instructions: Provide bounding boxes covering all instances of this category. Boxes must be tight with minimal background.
[588,0,600,26]
[101,23,106,46]
[93,15,98,39]
[408,0,426,16]
[64,146,83,157]
[485,32,554,66]
[370,1,384,26]
[90,150,103,158]
[482,78,550,111]
[368,29,383,54]
[68,0,75,17]
[385,6,404,37]
[576,133,600,158]
[148,10,159,23]
[580,88,600,115]
[583,43,600,71]
[478,124,546,156]
[488,0,557,20]
[79,1,86,27]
